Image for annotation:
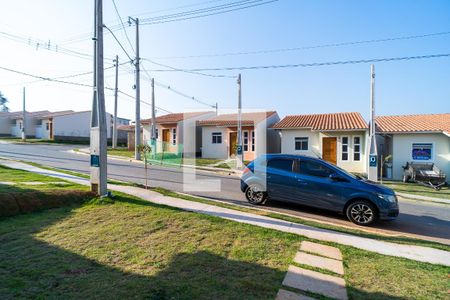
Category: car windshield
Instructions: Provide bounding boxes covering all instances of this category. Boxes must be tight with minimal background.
[331,164,361,180]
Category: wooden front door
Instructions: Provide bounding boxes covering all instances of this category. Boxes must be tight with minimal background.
[322,137,337,165]
[162,129,170,151]
[229,132,237,156]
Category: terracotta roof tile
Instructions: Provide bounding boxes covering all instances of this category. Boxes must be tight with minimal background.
[142,111,212,125]
[198,111,276,126]
[272,112,368,131]
[376,113,450,135]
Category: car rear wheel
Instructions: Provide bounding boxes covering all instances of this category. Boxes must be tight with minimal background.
[346,200,378,226]
[245,184,267,205]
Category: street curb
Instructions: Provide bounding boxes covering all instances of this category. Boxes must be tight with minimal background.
[396,193,450,205]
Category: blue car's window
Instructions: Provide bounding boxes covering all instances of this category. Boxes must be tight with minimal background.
[299,160,333,178]
[267,159,294,172]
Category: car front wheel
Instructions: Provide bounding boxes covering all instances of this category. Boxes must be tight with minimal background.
[346,200,378,226]
[245,184,267,205]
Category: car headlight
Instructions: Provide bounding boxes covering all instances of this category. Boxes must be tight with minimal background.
[377,193,397,203]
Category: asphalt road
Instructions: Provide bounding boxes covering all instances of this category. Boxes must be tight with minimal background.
[1,142,449,245]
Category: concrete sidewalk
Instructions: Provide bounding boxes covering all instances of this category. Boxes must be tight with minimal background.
[397,192,450,205]
[1,158,449,267]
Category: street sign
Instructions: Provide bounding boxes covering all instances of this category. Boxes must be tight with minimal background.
[236,145,243,155]
[369,155,377,167]
[90,155,100,167]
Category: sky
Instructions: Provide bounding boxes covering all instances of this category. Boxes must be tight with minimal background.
[0,0,449,122]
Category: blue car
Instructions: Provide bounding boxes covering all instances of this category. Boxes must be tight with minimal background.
[240,154,399,226]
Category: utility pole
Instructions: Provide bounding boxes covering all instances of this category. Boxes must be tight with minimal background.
[368,64,378,181]
[128,16,141,160]
[151,78,156,141]
[90,0,108,196]
[215,102,218,115]
[112,55,119,149]
[21,87,26,142]
[236,73,243,169]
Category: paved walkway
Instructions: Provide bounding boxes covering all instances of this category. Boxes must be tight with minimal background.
[277,241,347,300]
[1,158,449,267]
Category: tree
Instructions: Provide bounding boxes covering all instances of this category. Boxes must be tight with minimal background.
[0,92,9,112]
[137,144,152,189]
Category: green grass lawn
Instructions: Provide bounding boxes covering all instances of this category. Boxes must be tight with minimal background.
[0,137,90,145]
[382,180,450,200]
[107,148,135,158]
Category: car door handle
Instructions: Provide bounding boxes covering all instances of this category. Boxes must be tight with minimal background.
[297,179,308,185]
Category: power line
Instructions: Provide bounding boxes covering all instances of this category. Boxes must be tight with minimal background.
[151,31,450,59]
[0,64,171,112]
[143,58,236,78]
[111,0,135,54]
[103,24,134,62]
[147,53,450,72]
[140,0,277,26]
[59,0,277,44]
[139,62,218,109]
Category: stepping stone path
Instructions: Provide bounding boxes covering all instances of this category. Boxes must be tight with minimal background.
[276,241,348,300]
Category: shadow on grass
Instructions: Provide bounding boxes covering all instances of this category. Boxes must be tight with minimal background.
[0,184,93,218]
[0,189,423,299]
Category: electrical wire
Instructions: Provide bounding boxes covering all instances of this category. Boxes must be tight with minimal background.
[139,62,218,109]
[111,0,135,54]
[103,25,134,63]
[0,65,171,112]
[151,31,450,59]
[147,53,450,72]
[143,58,236,78]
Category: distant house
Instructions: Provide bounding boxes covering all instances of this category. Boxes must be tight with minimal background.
[198,111,280,161]
[0,111,16,136]
[11,110,50,138]
[141,111,215,157]
[272,112,369,174]
[376,113,450,181]
[34,110,113,141]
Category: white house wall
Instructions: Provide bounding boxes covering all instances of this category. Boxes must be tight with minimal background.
[391,133,450,181]
[280,129,367,173]
[0,115,11,136]
[201,126,229,159]
[53,112,112,139]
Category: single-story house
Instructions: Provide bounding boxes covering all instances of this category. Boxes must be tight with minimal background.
[117,124,142,151]
[141,111,215,157]
[376,113,450,181]
[272,112,369,174]
[0,111,18,136]
[11,110,50,138]
[198,111,280,161]
[34,110,113,141]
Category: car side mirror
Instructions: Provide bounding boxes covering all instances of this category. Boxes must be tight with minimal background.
[329,173,345,182]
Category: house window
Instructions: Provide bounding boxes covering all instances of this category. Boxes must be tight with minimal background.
[19,122,22,130]
[341,137,349,161]
[212,132,222,144]
[172,128,177,145]
[295,137,308,151]
[46,123,49,130]
[251,131,255,151]
[353,136,361,161]
[243,131,249,151]
[412,143,432,160]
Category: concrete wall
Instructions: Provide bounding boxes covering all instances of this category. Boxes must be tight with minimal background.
[0,114,12,136]
[201,126,229,159]
[53,112,112,139]
[391,133,450,181]
[280,129,368,173]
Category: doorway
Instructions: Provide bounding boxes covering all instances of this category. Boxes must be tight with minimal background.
[322,137,337,165]
[229,132,237,156]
